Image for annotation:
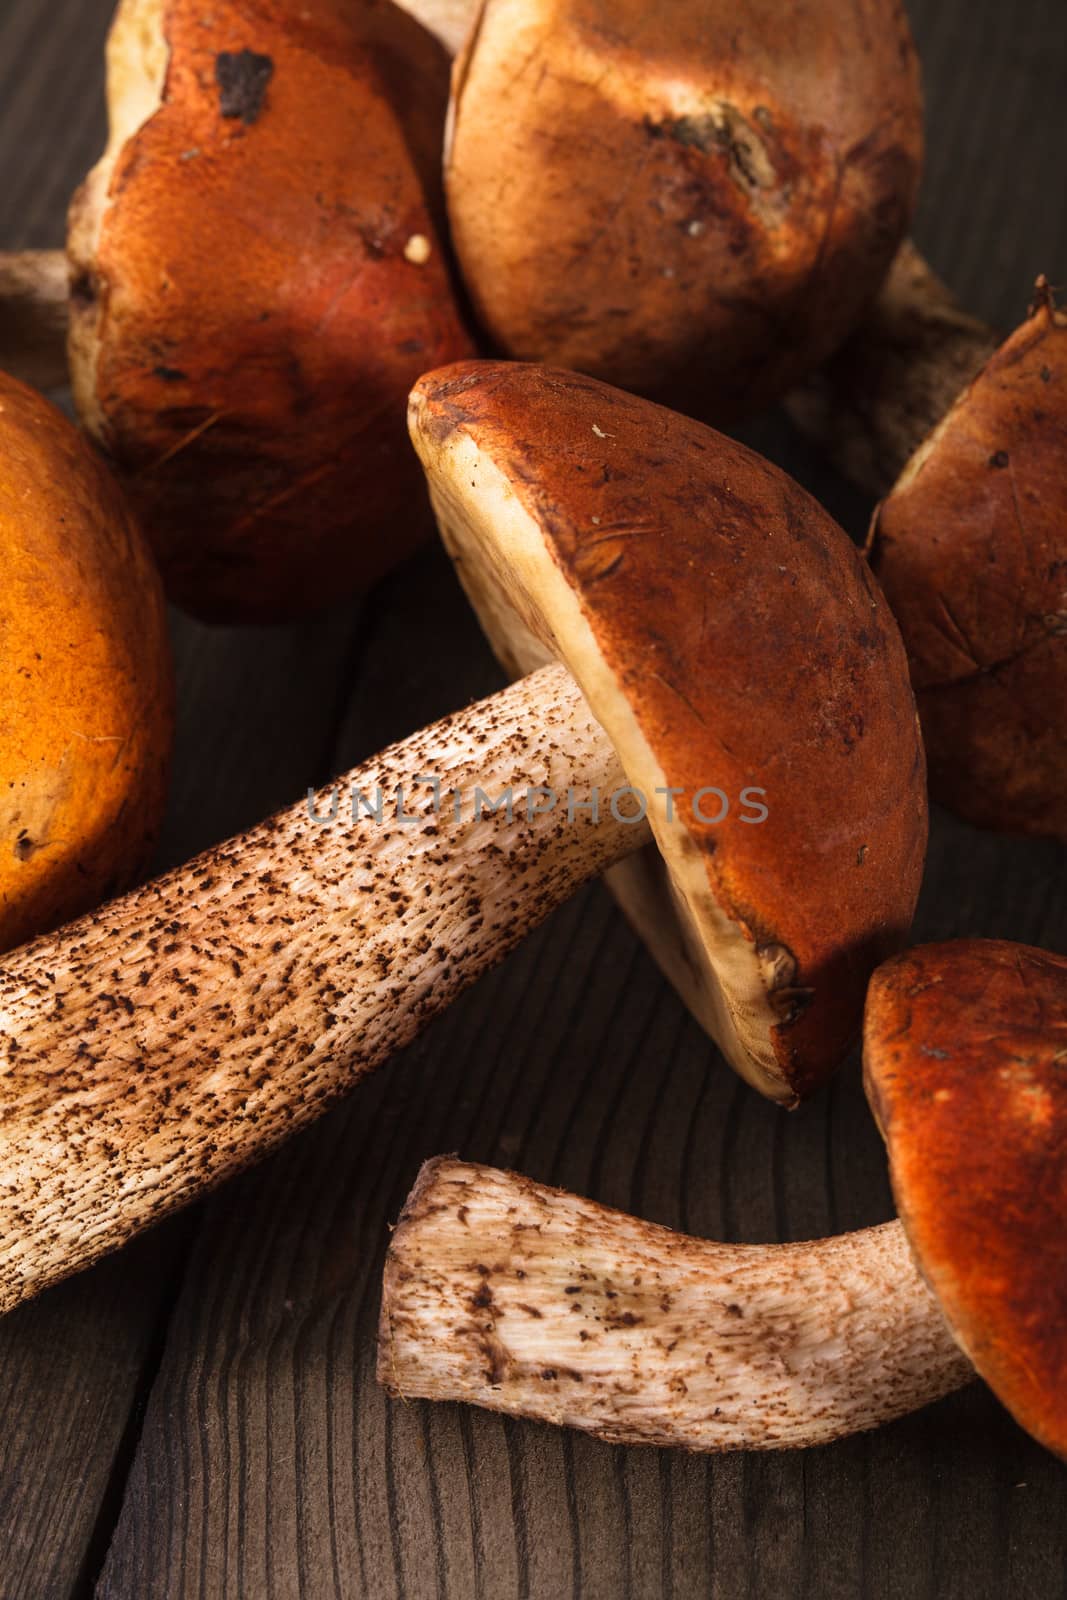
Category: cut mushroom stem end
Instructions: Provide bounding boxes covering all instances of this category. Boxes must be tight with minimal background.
[378,1158,973,1452]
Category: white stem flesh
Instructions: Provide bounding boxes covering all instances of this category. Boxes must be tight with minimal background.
[0,249,70,391]
[0,664,646,1313]
[379,1158,973,1451]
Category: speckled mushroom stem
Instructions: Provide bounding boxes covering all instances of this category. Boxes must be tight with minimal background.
[786,242,1000,497]
[378,1158,973,1451]
[0,663,649,1314]
[0,249,69,391]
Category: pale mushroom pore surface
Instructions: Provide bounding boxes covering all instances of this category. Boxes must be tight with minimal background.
[409,361,928,1102]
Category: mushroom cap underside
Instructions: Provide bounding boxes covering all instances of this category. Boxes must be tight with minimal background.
[409,359,927,1100]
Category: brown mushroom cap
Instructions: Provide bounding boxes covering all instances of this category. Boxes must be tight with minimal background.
[67,0,473,624]
[409,360,927,1100]
[0,371,173,953]
[445,0,922,417]
[865,940,1067,1460]
[869,289,1067,839]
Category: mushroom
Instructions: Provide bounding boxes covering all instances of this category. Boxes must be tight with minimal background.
[792,253,1067,839]
[0,361,925,1312]
[442,0,923,416]
[378,938,1067,1458]
[0,369,173,955]
[1,0,474,623]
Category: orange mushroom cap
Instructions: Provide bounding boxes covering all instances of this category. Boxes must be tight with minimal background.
[866,940,1067,1459]
[68,0,474,623]
[0,371,173,953]
[445,0,922,416]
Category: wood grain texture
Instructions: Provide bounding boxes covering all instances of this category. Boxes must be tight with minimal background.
[0,0,1065,1595]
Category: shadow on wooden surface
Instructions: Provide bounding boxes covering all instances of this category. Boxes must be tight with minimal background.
[0,0,1064,1595]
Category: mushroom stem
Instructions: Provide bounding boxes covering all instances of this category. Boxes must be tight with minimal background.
[0,663,647,1314]
[786,242,999,497]
[0,249,69,391]
[378,1158,974,1451]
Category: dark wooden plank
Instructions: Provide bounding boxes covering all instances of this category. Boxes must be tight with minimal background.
[0,0,1058,1595]
[0,0,113,252]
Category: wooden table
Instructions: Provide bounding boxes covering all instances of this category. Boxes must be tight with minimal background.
[1,2,1064,1594]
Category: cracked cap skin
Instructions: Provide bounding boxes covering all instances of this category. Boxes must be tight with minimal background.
[866,940,1067,1460]
[869,287,1067,839]
[445,0,922,418]
[409,360,928,1102]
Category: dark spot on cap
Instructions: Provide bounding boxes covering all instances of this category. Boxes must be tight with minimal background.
[216,50,274,126]
[153,366,187,383]
[989,450,1010,469]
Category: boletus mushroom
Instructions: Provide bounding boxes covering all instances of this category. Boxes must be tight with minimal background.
[791,252,1067,839]
[378,939,1067,1458]
[442,0,923,416]
[0,362,924,1312]
[4,0,473,623]
[0,370,173,954]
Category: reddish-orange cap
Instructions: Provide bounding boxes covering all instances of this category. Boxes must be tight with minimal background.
[870,288,1067,840]
[411,360,928,1101]
[866,939,1067,1458]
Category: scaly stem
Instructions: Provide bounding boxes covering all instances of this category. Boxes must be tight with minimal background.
[786,242,999,496]
[0,249,69,391]
[379,1158,973,1451]
[0,664,648,1313]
